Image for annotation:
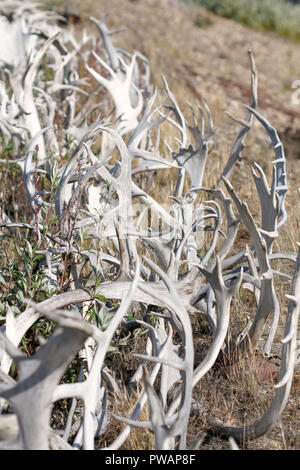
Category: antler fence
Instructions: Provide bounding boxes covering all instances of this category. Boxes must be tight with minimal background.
[0,0,298,450]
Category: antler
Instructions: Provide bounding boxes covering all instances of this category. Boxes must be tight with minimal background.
[206,244,300,443]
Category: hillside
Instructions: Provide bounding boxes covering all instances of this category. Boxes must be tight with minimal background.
[53,0,300,130]
[49,0,300,189]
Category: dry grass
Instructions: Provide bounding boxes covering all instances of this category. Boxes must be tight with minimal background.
[96,388,155,450]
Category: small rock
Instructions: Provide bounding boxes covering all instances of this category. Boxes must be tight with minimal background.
[64,0,81,24]
[257,361,278,383]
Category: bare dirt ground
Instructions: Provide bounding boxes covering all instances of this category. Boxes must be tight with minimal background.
[37,0,300,450]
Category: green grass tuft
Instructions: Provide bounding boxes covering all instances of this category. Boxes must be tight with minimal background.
[187,0,300,41]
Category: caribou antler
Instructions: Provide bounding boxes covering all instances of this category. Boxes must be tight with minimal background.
[0,4,298,452]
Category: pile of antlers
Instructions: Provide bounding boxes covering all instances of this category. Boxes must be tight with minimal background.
[0,1,299,450]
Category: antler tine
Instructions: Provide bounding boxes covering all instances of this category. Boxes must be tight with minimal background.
[243,105,288,228]
[167,256,243,419]
[142,366,175,450]
[196,186,240,267]
[222,176,277,351]
[218,50,257,184]
[89,15,124,74]
[207,245,300,443]
[137,257,194,449]
[200,199,222,267]
[162,75,187,148]
[252,162,278,252]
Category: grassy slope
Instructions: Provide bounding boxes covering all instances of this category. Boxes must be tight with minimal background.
[187,0,300,42]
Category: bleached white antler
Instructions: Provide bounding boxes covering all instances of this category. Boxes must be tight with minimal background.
[86,16,146,147]
[206,244,300,442]
[243,105,288,228]
[219,49,257,182]
[0,307,93,449]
